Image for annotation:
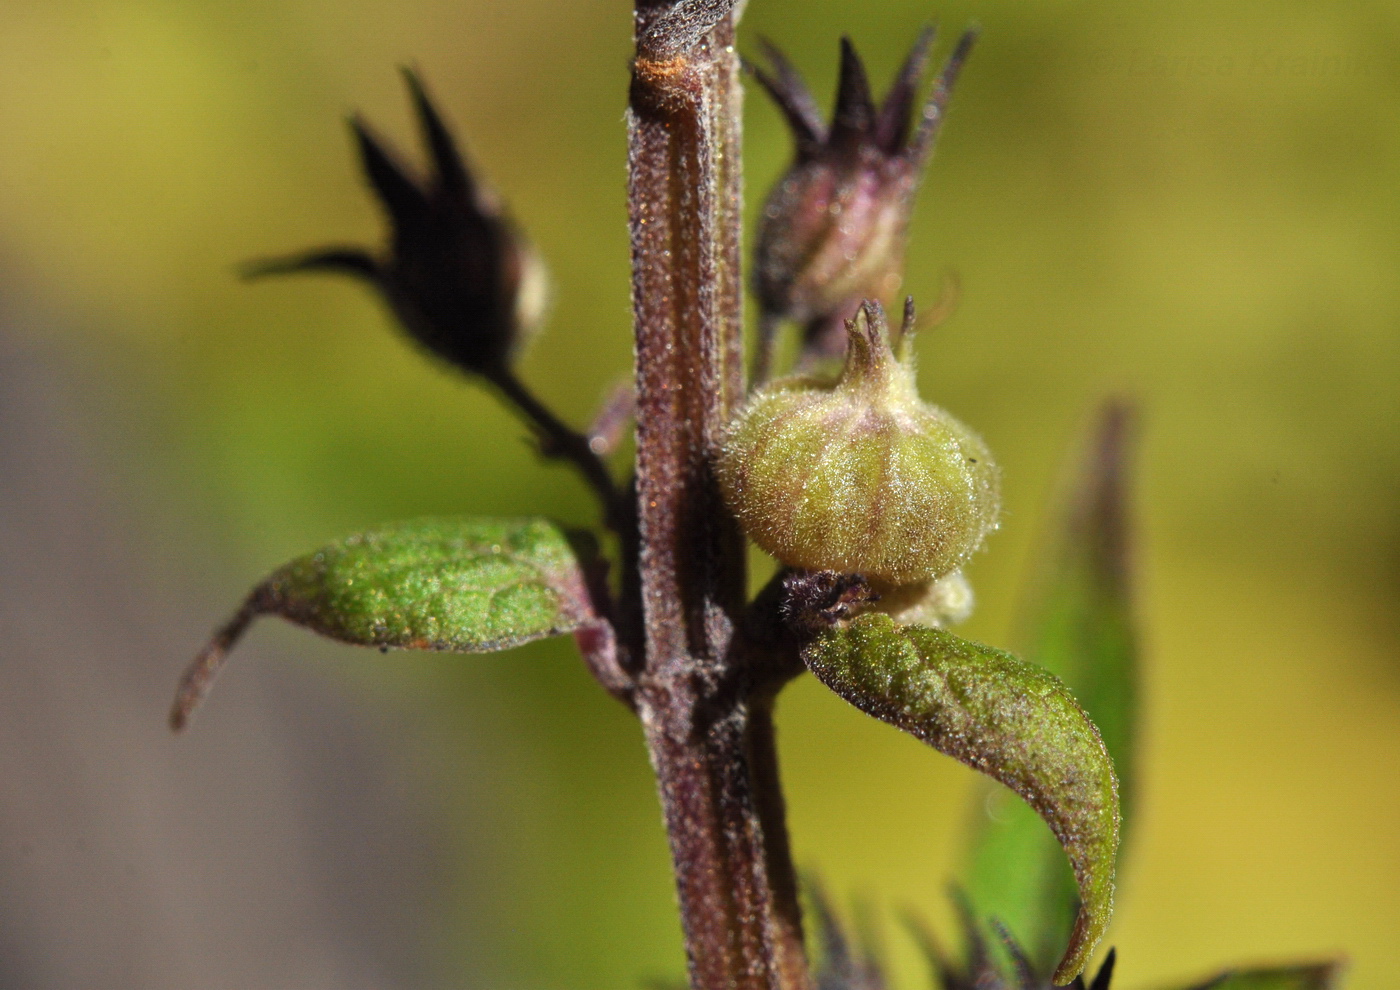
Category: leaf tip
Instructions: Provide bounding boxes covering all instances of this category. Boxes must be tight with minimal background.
[1052,890,1114,986]
[169,598,263,733]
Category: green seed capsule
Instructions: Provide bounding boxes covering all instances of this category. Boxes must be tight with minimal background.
[719,299,999,584]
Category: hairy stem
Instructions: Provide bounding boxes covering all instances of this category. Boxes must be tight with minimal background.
[485,366,624,525]
[747,695,810,990]
[627,2,811,989]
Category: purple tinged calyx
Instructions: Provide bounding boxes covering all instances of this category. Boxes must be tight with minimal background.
[748,26,980,383]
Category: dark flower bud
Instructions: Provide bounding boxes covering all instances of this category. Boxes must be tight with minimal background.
[749,26,977,381]
[907,895,1118,990]
[245,68,548,378]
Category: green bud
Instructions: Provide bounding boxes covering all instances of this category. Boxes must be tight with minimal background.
[718,299,999,584]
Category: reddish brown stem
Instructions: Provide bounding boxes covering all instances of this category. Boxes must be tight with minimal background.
[485,366,624,529]
[627,3,812,989]
[747,693,810,990]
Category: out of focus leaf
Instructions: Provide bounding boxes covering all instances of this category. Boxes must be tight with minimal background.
[963,401,1139,970]
[802,614,1120,985]
[1174,961,1343,990]
[172,517,598,729]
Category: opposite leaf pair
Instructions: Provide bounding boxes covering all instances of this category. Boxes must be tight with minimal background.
[173,27,1345,989]
[171,515,1121,985]
[181,52,1117,983]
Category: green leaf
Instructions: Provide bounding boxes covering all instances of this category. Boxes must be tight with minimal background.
[1174,962,1343,990]
[802,614,1120,986]
[172,517,599,730]
[963,401,1139,971]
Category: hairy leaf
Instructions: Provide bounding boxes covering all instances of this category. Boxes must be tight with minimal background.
[964,401,1138,971]
[803,614,1119,985]
[172,517,598,730]
[1176,962,1343,990]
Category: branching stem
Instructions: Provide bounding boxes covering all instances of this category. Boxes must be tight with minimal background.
[485,366,626,527]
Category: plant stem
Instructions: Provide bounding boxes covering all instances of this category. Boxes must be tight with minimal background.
[628,3,811,989]
[486,366,624,525]
[747,695,811,990]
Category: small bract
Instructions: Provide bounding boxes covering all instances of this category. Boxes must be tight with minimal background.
[718,299,999,584]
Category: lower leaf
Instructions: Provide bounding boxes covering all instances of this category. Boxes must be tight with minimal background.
[802,613,1120,985]
[172,516,601,730]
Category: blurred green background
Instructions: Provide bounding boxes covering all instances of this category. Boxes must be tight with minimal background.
[0,0,1395,988]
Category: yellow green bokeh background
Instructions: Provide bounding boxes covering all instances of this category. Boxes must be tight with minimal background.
[0,0,1395,987]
